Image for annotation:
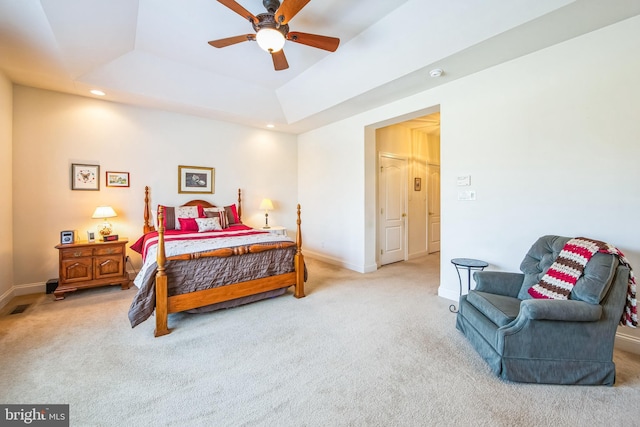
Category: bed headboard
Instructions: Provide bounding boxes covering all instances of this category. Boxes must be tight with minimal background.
[143,186,242,234]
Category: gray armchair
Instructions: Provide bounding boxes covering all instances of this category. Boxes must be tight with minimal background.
[455,235,630,385]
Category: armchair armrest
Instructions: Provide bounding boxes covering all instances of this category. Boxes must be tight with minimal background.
[473,271,524,298]
[519,299,602,322]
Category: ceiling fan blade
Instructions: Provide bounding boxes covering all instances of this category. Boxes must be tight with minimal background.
[217,0,257,23]
[208,34,255,48]
[274,0,310,26]
[287,32,340,52]
[271,50,289,71]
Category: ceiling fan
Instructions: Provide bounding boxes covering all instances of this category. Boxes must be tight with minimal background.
[208,0,340,71]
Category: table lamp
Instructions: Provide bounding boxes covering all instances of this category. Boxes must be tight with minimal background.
[259,198,274,229]
[92,206,117,236]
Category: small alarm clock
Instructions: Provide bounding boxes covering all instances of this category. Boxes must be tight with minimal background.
[60,230,74,244]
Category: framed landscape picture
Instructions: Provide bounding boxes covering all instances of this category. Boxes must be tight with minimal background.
[178,165,214,194]
[106,171,130,187]
[71,164,100,190]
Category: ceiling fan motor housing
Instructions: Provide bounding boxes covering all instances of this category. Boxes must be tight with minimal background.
[253,13,289,37]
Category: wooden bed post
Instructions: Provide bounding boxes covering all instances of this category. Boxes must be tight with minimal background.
[294,204,305,298]
[154,206,170,337]
[237,188,242,222]
[143,186,154,234]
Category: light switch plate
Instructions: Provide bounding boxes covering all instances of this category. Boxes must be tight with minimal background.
[457,175,471,186]
[458,190,476,201]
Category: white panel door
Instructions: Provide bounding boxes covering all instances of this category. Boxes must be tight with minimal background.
[379,155,407,265]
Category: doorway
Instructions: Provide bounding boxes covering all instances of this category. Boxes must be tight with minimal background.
[374,111,440,267]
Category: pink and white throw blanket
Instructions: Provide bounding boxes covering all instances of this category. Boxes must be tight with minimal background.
[528,237,637,327]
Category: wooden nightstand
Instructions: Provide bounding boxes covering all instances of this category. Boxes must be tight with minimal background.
[262,226,286,236]
[54,238,130,300]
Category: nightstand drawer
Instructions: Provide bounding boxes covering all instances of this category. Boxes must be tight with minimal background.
[94,246,123,256]
[60,248,93,259]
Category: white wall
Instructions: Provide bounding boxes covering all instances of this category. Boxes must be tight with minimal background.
[299,17,640,344]
[12,87,298,288]
[0,71,13,305]
[298,120,369,272]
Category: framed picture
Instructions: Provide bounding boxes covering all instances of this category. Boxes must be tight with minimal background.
[87,231,96,243]
[106,171,130,187]
[414,177,422,191]
[71,164,100,190]
[178,165,214,194]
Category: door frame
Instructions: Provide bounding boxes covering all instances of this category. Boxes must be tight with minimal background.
[365,104,441,273]
[427,162,441,254]
[377,152,409,267]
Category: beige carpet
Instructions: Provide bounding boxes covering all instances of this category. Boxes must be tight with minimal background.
[1,255,639,426]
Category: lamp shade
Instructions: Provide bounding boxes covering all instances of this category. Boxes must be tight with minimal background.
[259,199,274,211]
[92,206,117,219]
[256,28,285,53]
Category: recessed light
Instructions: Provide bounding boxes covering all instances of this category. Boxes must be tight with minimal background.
[266,124,275,128]
[90,89,106,96]
[429,69,444,78]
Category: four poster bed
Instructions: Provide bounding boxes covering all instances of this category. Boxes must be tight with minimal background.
[128,186,305,337]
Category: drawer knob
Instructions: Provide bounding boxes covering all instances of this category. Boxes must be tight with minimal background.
[73,251,83,257]
[106,249,114,254]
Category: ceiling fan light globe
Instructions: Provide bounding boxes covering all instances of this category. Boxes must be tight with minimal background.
[256,28,285,52]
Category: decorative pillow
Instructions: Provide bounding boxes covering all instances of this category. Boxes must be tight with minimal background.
[224,204,240,225]
[177,217,199,232]
[204,207,228,229]
[196,217,222,232]
[157,206,176,230]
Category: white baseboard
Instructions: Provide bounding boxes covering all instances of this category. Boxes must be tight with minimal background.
[0,281,45,310]
[615,331,640,355]
[438,286,459,303]
[303,250,376,273]
[0,287,12,310]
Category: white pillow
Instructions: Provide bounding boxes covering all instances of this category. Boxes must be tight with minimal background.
[196,217,221,232]
[174,206,200,230]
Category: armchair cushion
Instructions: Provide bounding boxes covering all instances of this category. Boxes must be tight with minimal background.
[467,291,520,327]
[518,235,618,304]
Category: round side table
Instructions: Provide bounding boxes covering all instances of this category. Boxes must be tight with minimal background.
[450,258,489,313]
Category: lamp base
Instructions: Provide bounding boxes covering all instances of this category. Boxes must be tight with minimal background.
[98,221,112,236]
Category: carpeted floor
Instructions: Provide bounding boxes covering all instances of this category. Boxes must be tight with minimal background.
[1,254,639,426]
